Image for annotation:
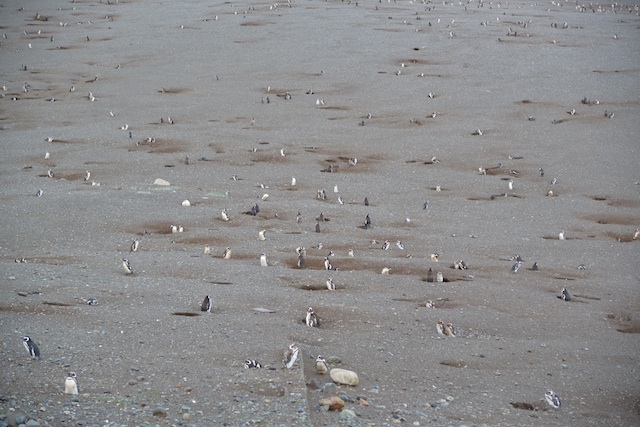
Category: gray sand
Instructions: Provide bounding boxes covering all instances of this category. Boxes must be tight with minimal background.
[1,0,639,426]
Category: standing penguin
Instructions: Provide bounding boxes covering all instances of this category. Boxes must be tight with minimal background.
[23,336,40,360]
[65,372,79,395]
[201,295,212,312]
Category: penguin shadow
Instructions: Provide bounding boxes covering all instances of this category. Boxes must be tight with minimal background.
[44,138,87,145]
[291,282,340,292]
[157,87,190,94]
[606,313,640,334]
[172,311,201,317]
[41,301,74,307]
[510,401,544,411]
[589,195,640,208]
[403,159,439,165]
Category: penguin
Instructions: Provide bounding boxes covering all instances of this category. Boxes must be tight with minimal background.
[244,359,262,369]
[23,336,40,359]
[436,320,446,336]
[130,239,139,252]
[306,307,319,327]
[545,390,561,409]
[65,372,79,395]
[122,258,133,274]
[201,295,212,312]
[315,356,329,374]
[426,268,434,283]
[559,288,571,302]
[282,343,299,369]
[444,322,456,337]
[511,261,522,273]
[222,247,232,259]
[326,278,335,291]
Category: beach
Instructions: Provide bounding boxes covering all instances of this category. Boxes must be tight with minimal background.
[1,0,639,425]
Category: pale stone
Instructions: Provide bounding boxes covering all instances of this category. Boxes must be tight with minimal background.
[330,368,359,386]
[153,178,170,186]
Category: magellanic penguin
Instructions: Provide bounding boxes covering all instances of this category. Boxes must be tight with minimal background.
[306,307,319,327]
[282,343,299,369]
[65,372,79,395]
[201,295,212,312]
[315,355,329,374]
[545,390,561,409]
[23,336,40,360]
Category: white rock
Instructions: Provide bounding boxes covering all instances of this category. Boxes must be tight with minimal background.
[330,368,359,386]
[154,178,171,186]
[181,199,191,207]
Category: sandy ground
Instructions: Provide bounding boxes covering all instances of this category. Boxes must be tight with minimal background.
[1,0,640,426]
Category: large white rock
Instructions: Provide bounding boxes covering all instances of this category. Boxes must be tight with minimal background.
[330,368,359,386]
[153,178,171,186]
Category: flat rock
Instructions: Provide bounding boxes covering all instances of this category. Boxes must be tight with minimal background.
[318,395,344,411]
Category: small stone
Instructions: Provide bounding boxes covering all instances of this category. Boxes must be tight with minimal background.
[326,356,342,365]
[152,408,167,417]
[339,408,357,419]
[182,413,190,421]
[153,178,170,186]
[330,368,359,386]
[318,396,344,411]
[323,382,337,394]
[25,421,40,427]
[307,379,322,390]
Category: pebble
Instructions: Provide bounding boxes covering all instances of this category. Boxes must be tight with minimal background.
[339,408,357,419]
[26,421,40,427]
[152,408,167,417]
[326,356,342,365]
[323,382,337,394]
